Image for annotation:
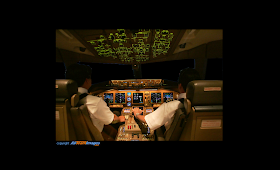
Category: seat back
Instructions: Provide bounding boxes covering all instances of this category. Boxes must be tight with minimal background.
[162,99,191,141]
[179,80,223,141]
[70,104,104,141]
[56,79,104,141]
[56,79,78,141]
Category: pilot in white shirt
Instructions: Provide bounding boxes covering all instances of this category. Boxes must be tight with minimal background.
[78,87,115,132]
[133,85,185,131]
[145,93,185,131]
[133,68,201,131]
[65,63,125,140]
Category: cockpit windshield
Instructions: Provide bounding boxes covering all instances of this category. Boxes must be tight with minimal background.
[56,58,222,83]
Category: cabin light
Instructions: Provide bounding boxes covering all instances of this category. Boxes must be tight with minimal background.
[179,43,186,48]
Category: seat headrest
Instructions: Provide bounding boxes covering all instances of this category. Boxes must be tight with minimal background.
[186,80,223,106]
[56,79,78,100]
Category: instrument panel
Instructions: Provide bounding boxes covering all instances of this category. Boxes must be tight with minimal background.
[93,79,179,141]
[97,89,178,108]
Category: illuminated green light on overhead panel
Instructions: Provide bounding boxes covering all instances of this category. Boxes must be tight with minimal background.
[86,29,174,62]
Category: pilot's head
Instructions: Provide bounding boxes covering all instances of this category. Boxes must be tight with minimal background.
[178,68,201,93]
[65,63,92,89]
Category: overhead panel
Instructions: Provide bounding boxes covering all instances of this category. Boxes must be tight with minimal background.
[74,29,182,64]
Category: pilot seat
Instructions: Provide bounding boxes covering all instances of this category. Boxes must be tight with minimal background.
[56,79,104,141]
[156,80,223,141]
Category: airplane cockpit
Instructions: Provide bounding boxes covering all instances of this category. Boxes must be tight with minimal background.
[55,29,223,143]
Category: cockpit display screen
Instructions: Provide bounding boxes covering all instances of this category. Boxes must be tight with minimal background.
[124,109,130,113]
[104,93,113,103]
[115,93,125,103]
[133,93,143,103]
[163,92,173,102]
[146,109,153,113]
[151,93,161,103]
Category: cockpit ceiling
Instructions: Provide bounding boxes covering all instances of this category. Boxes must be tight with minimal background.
[56,29,223,64]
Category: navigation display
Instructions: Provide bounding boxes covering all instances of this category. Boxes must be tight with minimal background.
[104,93,113,103]
[163,92,173,102]
[133,93,143,103]
[151,93,161,103]
[115,93,125,103]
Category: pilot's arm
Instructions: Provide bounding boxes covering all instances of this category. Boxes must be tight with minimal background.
[133,102,179,131]
[112,114,125,123]
[133,108,146,123]
[91,98,125,124]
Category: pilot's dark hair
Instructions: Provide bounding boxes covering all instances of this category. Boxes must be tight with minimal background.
[65,63,92,87]
[178,67,201,91]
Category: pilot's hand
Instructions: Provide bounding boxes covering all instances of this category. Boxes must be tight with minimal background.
[118,116,126,122]
[133,107,143,116]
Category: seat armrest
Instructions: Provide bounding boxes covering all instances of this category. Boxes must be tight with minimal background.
[156,128,165,141]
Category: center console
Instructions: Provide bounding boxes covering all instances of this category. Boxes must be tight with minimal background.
[115,107,155,141]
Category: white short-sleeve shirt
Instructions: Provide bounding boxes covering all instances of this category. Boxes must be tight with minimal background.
[144,93,186,131]
[78,87,114,132]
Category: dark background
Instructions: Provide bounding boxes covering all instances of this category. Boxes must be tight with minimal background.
[55,58,223,83]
